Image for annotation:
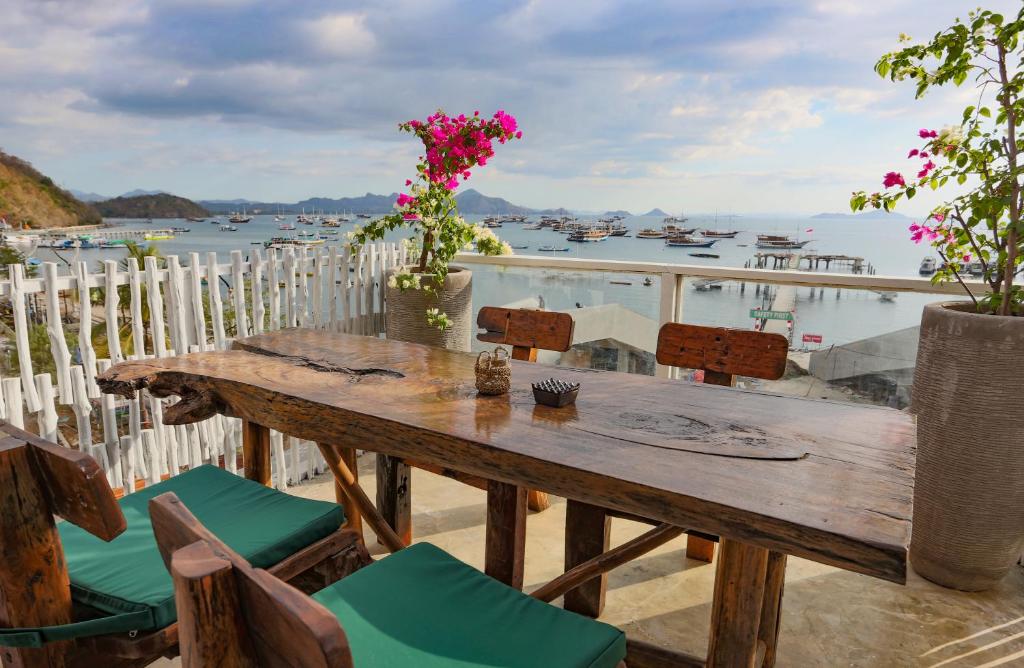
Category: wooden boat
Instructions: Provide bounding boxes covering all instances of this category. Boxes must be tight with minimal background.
[568,229,609,242]
[689,252,720,259]
[228,214,252,224]
[755,238,811,249]
[637,228,667,239]
[537,245,570,252]
[663,225,697,235]
[701,230,739,238]
[665,235,718,248]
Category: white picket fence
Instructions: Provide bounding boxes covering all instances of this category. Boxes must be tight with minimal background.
[0,241,404,493]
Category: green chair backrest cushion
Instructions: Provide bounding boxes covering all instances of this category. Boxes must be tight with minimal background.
[59,465,344,631]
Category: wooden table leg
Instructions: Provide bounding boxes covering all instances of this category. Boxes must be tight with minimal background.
[686,534,716,562]
[241,420,272,487]
[335,447,363,536]
[758,552,787,668]
[375,454,411,547]
[707,538,770,668]
[485,480,527,590]
[563,499,610,618]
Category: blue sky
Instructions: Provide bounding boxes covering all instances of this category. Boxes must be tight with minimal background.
[0,0,1011,214]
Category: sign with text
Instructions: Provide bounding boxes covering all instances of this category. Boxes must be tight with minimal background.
[802,333,823,344]
[750,309,794,321]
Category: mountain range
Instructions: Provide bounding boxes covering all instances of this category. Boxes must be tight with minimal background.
[195,189,591,216]
[811,210,910,220]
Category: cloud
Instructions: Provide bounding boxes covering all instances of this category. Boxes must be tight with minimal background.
[0,0,1016,211]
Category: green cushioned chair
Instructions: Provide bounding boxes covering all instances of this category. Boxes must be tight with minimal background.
[150,491,627,668]
[0,423,369,668]
[60,464,346,632]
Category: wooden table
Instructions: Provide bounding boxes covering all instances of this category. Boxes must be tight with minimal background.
[100,329,915,667]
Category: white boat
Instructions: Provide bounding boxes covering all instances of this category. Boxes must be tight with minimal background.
[919,257,937,275]
[2,234,38,254]
[219,224,239,232]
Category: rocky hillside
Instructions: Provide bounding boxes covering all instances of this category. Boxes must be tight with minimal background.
[0,151,101,228]
[95,194,210,219]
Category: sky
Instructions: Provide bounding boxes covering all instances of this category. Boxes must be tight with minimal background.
[0,0,1013,214]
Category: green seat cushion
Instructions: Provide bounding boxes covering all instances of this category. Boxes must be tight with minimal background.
[59,464,344,631]
[313,542,626,668]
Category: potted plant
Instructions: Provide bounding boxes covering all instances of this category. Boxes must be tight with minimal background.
[850,7,1024,590]
[351,110,519,350]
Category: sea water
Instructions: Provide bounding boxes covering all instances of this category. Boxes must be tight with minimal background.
[33,212,949,349]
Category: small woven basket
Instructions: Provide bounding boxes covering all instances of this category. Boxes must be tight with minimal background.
[475,347,511,395]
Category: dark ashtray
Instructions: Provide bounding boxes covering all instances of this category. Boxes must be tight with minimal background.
[532,378,580,408]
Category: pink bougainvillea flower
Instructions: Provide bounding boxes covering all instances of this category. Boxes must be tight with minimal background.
[445,177,459,190]
[919,129,938,138]
[933,212,945,223]
[396,193,415,208]
[883,171,906,188]
[962,254,972,263]
[907,149,919,158]
[402,212,418,220]
[917,160,936,179]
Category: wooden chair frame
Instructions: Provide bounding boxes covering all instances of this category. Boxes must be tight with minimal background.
[561,324,789,626]
[0,422,369,668]
[372,306,576,548]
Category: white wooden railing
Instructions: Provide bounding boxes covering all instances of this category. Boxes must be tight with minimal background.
[0,241,404,493]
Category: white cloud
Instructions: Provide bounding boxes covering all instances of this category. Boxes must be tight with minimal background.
[302,13,376,57]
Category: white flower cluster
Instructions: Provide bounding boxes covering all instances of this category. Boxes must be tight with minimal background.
[387,272,422,291]
[937,125,964,146]
[425,307,452,330]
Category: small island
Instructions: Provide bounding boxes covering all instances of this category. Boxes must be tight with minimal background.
[95,194,210,219]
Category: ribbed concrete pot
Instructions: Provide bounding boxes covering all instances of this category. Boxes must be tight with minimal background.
[385,266,472,352]
[911,301,1024,591]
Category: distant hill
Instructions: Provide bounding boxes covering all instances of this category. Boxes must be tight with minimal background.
[121,189,167,198]
[455,189,535,215]
[812,210,910,220]
[69,189,110,202]
[604,209,632,217]
[0,151,101,229]
[642,208,669,217]
[95,194,209,219]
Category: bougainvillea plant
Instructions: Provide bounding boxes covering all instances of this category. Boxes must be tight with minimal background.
[850,7,1024,315]
[351,110,520,328]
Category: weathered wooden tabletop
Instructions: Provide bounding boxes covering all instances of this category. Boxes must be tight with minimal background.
[100,329,915,583]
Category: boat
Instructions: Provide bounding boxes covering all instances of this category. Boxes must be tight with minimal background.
[522,223,542,230]
[609,281,632,286]
[689,253,720,259]
[186,217,206,223]
[568,229,609,242]
[537,245,570,252]
[665,235,718,248]
[637,228,667,239]
[279,223,296,231]
[663,225,697,235]
[263,237,325,249]
[755,238,811,249]
[356,213,372,219]
[510,244,529,250]
[171,227,190,233]
[228,212,251,224]
[663,215,689,225]
[219,225,239,232]
[608,226,628,237]
[967,260,984,276]
[919,257,937,275]
[144,234,175,241]
[701,230,739,238]
[642,277,653,286]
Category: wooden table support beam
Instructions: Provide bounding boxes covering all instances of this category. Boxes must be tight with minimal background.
[485,480,527,590]
[564,499,611,618]
[707,538,770,668]
[335,447,363,536]
[375,454,412,547]
[241,420,272,487]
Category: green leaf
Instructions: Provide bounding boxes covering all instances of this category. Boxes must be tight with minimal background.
[979,106,992,117]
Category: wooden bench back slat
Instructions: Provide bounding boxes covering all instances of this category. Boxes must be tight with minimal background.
[655,324,789,382]
[151,493,354,668]
[476,307,575,357]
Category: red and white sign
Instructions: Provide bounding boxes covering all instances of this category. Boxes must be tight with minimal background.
[802,333,823,344]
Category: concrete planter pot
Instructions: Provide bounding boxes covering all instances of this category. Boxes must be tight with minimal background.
[384,266,472,352]
[911,301,1024,591]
